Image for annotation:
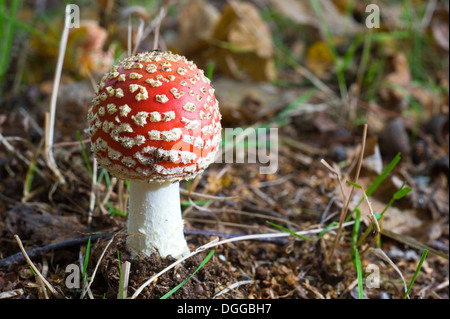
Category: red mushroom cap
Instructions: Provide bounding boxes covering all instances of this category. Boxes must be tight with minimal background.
[87,51,222,182]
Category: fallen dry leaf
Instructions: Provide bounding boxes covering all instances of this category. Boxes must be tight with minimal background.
[213,77,300,125]
[379,52,412,109]
[210,1,276,81]
[269,0,361,35]
[171,1,276,81]
[66,20,114,77]
[176,0,220,55]
[431,5,449,51]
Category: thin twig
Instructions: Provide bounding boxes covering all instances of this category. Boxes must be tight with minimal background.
[361,186,380,233]
[81,235,115,299]
[87,158,98,228]
[0,132,46,180]
[179,188,239,201]
[45,4,72,185]
[147,7,167,51]
[0,233,113,269]
[152,12,161,50]
[420,0,437,30]
[184,228,289,244]
[320,159,347,204]
[132,18,145,55]
[330,123,368,257]
[14,235,64,299]
[79,250,94,299]
[213,280,255,298]
[369,247,407,293]
[101,176,118,207]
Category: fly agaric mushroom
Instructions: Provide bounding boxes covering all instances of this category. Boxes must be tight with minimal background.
[87,51,221,259]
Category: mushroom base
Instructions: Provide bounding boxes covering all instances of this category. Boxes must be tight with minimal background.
[126,180,190,259]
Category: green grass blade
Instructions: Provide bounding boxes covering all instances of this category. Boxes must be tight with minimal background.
[341,34,365,73]
[82,237,91,284]
[347,152,402,222]
[26,261,37,277]
[357,181,412,248]
[351,208,364,299]
[0,6,57,44]
[353,246,364,299]
[366,152,402,196]
[116,250,124,299]
[97,168,111,186]
[379,181,411,217]
[0,0,20,95]
[107,203,126,217]
[24,158,37,196]
[160,250,215,299]
[351,209,361,248]
[346,180,362,189]
[393,186,412,200]
[266,221,314,241]
[351,208,361,262]
[403,249,428,299]
[206,61,215,80]
[0,0,4,29]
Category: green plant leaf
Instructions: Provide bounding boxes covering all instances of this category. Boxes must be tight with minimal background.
[82,237,91,283]
[393,187,412,200]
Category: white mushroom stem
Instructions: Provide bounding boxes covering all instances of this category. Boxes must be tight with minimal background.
[126,180,190,259]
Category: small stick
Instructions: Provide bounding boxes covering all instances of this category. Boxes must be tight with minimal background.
[361,187,380,233]
[179,188,239,201]
[87,158,98,228]
[81,235,115,299]
[213,280,255,298]
[0,233,113,269]
[101,176,118,207]
[135,7,166,51]
[132,18,145,55]
[152,23,160,50]
[14,235,64,299]
[152,8,166,51]
[0,132,46,180]
[330,124,368,256]
[44,5,72,185]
